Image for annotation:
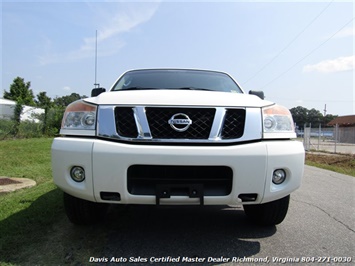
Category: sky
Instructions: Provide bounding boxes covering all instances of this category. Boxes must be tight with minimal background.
[1,0,354,116]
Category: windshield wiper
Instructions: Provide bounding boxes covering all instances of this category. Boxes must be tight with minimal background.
[169,87,213,91]
[119,87,213,91]
[119,87,160,91]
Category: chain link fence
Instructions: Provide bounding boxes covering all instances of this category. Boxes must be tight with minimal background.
[300,125,355,154]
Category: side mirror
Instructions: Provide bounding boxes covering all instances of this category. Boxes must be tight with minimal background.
[91,88,106,97]
[249,90,265,100]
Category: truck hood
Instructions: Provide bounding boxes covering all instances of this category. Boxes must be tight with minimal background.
[85,89,274,108]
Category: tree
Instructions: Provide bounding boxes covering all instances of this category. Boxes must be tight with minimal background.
[53,93,87,107]
[3,77,35,135]
[307,108,323,127]
[3,77,35,106]
[324,114,338,126]
[12,102,23,135]
[35,92,52,134]
[35,91,52,108]
[290,106,308,129]
[2,80,89,136]
[290,106,337,129]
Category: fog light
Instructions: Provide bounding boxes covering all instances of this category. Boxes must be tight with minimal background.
[272,169,286,184]
[70,166,85,182]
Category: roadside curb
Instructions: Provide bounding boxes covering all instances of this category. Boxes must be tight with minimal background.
[0,177,36,194]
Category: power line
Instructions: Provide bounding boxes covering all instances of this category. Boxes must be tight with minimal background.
[260,16,355,90]
[242,0,334,86]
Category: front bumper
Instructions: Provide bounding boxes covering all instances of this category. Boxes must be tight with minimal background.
[51,138,304,205]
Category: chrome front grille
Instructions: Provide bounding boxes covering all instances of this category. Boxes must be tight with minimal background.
[146,107,215,139]
[221,109,246,139]
[114,107,137,138]
[98,106,261,143]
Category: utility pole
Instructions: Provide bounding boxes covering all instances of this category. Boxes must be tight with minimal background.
[323,104,327,128]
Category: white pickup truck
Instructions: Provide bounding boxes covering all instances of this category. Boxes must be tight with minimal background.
[51,69,304,225]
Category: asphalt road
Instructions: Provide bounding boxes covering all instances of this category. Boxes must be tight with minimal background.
[98,165,355,265]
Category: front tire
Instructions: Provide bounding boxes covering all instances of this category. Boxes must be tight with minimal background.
[63,193,109,225]
[243,195,290,226]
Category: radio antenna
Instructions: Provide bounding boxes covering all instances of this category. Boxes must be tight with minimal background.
[94,30,100,88]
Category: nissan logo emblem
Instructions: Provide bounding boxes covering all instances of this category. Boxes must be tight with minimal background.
[168,113,192,132]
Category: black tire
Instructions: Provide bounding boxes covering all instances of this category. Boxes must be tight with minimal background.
[63,192,109,225]
[243,195,290,226]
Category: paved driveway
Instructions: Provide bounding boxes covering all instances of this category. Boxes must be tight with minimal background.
[99,165,355,265]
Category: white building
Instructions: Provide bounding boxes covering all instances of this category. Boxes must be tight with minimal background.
[0,98,44,122]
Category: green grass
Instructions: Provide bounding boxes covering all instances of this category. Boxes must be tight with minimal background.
[305,151,355,177]
[0,138,106,265]
[306,160,355,177]
[0,138,60,264]
[0,138,53,183]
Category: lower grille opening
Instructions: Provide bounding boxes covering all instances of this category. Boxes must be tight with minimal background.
[127,165,233,196]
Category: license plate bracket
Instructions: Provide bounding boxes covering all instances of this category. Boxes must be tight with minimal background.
[155,184,204,205]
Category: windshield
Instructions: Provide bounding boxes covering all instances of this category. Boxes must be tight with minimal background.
[111,69,243,93]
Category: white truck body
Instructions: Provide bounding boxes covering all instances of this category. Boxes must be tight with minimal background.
[51,69,304,225]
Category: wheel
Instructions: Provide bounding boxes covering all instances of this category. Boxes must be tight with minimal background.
[63,192,109,225]
[243,195,290,226]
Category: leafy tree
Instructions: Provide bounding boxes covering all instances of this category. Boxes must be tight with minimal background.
[307,108,323,127]
[3,77,35,135]
[3,77,35,106]
[2,81,89,137]
[46,107,66,135]
[290,106,308,129]
[53,93,87,107]
[324,114,338,125]
[290,106,337,129]
[35,92,52,134]
[35,91,52,108]
[12,102,23,135]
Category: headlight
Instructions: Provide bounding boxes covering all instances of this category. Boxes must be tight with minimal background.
[60,100,97,135]
[262,104,296,139]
